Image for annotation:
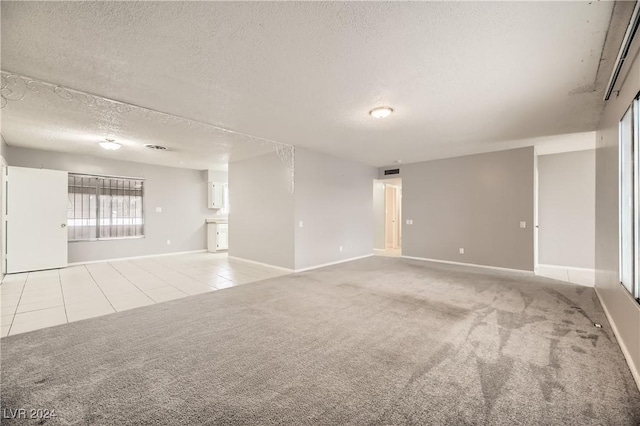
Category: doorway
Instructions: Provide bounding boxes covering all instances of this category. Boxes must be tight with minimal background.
[373,178,402,257]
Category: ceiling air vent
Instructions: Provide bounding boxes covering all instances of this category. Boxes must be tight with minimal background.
[145,144,168,151]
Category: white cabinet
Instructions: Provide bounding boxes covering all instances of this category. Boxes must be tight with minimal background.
[208,182,224,209]
[207,221,228,252]
[216,224,229,250]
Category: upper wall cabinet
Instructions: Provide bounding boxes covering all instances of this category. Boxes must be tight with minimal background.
[208,181,224,209]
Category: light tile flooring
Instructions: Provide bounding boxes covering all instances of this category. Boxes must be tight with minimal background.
[0,252,289,337]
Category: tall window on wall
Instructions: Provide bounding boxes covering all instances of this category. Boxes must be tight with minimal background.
[67,174,144,241]
[619,96,639,302]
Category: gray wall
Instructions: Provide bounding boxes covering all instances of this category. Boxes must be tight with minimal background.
[294,147,377,270]
[373,180,386,250]
[6,146,211,263]
[538,150,595,269]
[595,48,640,382]
[228,151,295,269]
[381,147,535,271]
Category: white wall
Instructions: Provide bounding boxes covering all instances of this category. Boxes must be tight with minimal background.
[228,151,295,269]
[373,180,386,250]
[381,147,535,271]
[538,149,595,269]
[595,45,640,386]
[228,147,377,270]
[6,146,212,263]
[294,147,377,270]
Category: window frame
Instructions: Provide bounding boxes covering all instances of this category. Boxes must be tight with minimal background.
[67,173,145,242]
[619,94,640,302]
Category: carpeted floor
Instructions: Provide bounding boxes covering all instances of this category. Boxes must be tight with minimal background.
[1,257,639,425]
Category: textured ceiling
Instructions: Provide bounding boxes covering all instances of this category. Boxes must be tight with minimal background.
[0,1,627,169]
[0,72,286,170]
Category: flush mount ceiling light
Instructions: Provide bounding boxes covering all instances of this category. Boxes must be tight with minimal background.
[145,144,168,150]
[369,106,394,119]
[99,139,121,150]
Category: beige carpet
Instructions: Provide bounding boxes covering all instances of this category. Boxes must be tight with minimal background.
[1,257,639,425]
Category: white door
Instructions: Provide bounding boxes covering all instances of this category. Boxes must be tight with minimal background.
[6,167,68,273]
[385,185,400,249]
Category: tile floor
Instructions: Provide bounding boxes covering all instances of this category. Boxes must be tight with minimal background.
[0,252,289,337]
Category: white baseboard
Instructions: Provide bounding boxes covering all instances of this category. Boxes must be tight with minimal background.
[67,249,208,266]
[536,264,595,287]
[227,256,294,273]
[594,286,640,391]
[294,254,374,273]
[401,255,534,275]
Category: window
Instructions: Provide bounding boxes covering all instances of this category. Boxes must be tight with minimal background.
[67,174,144,241]
[619,96,639,301]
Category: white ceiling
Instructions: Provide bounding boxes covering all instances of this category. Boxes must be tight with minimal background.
[0,1,629,169]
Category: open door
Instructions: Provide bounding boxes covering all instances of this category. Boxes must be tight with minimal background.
[6,167,68,273]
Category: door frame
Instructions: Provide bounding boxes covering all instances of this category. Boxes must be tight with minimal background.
[534,151,539,273]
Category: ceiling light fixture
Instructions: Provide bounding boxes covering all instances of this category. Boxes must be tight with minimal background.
[395,160,403,164]
[369,106,394,119]
[99,139,121,150]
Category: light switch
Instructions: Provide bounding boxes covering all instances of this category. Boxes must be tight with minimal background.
[459,248,464,254]
[299,221,303,228]
[155,207,162,213]
[520,221,526,228]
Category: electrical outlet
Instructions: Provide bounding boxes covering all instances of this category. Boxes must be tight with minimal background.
[520,221,526,228]
[166,240,171,245]
[299,221,303,228]
[339,246,343,252]
[459,248,464,254]
[155,207,162,213]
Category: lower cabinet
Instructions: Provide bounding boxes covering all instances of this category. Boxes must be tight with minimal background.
[207,222,228,252]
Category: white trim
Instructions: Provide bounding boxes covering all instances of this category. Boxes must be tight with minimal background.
[594,286,640,391]
[536,264,596,287]
[401,255,534,275]
[67,249,207,266]
[227,256,294,273]
[294,254,374,273]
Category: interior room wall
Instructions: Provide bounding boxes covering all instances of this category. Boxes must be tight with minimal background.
[228,150,295,269]
[5,146,211,263]
[380,147,535,271]
[0,135,6,276]
[294,147,377,270]
[373,180,386,250]
[206,169,228,183]
[538,149,595,269]
[595,47,640,385]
